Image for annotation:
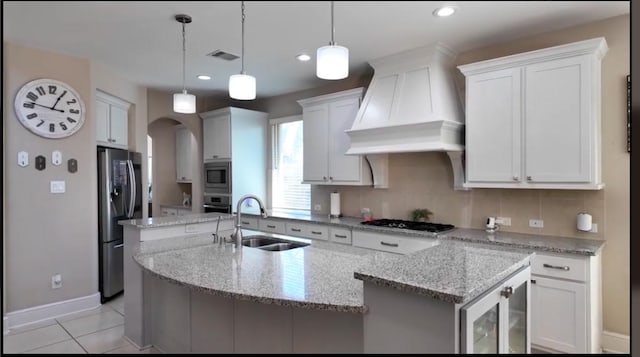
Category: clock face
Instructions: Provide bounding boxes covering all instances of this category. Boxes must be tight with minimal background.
[13,78,86,139]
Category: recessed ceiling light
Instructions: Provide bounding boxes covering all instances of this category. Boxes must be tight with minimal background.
[296,53,311,62]
[433,6,457,17]
[197,75,211,80]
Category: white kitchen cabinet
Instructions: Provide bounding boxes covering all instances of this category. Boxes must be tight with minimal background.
[329,227,352,245]
[238,216,259,230]
[175,125,193,183]
[200,107,268,213]
[258,219,286,234]
[458,37,608,189]
[96,90,130,149]
[530,251,601,353]
[285,222,329,241]
[202,112,231,160]
[352,231,437,255]
[298,88,372,186]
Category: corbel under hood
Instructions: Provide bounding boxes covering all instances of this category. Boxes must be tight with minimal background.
[345,43,467,190]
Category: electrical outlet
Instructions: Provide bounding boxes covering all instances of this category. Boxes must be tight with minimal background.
[590,223,598,233]
[496,217,511,226]
[314,204,322,211]
[51,274,62,289]
[529,219,544,228]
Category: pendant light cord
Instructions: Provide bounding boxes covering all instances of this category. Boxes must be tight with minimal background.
[241,1,246,74]
[330,1,335,45]
[181,20,186,93]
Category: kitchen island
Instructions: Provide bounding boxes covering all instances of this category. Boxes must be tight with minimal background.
[120,213,534,353]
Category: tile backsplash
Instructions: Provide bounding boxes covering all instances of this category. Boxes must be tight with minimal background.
[312,152,604,239]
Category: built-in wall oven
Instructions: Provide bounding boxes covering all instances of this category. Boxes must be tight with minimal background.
[203,194,232,214]
[204,161,231,193]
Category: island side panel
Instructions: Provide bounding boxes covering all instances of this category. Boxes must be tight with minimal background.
[190,290,234,353]
[149,275,191,353]
[123,225,151,348]
[292,308,363,353]
[233,299,293,353]
[363,282,457,353]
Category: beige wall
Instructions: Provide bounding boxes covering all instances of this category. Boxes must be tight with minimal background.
[147,89,203,215]
[3,42,148,313]
[314,15,630,335]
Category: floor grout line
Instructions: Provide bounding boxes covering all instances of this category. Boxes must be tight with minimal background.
[56,320,90,354]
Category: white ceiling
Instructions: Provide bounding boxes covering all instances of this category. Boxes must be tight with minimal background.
[3,1,629,98]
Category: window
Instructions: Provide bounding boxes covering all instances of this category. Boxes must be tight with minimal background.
[271,117,310,211]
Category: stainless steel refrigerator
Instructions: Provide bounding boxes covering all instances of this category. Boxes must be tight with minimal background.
[98,147,142,303]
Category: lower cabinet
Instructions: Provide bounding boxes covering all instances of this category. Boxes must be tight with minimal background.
[285,222,329,241]
[258,219,286,234]
[363,266,531,353]
[530,252,600,353]
[352,231,437,254]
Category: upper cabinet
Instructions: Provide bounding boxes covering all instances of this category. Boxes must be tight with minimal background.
[96,91,130,149]
[298,88,373,186]
[202,112,231,160]
[458,37,608,190]
[175,125,194,183]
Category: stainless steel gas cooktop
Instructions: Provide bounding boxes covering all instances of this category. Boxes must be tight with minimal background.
[360,219,455,233]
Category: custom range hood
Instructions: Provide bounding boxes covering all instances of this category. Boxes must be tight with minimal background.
[345,43,466,190]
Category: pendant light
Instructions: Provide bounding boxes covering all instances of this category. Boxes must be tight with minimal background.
[173,14,196,114]
[316,1,349,80]
[229,1,256,100]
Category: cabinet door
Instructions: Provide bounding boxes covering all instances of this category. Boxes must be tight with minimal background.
[302,104,329,183]
[525,56,592,183]
[95,99,111,144]
[531,276,586,353]
[175,127,193,182]
[109,104,128,147]
[465,68,522,184]
[203,115,231,160]
[328,97,362,183]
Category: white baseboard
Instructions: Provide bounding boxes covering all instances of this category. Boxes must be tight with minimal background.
[601,330,630,354]
[4,292,100,331]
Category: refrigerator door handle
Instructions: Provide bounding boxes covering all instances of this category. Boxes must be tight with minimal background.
[127,159,136,218]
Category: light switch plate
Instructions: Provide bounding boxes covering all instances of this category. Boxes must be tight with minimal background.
[18,151,29,167]
[50,180,66,193]
[52,150,62,166]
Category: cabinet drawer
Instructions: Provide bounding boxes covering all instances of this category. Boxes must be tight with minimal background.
[259,219,286,234]
[239,216,259,229]
[329,228,352,245]
[285,222,329,241]
[531,253,587,282]
[352,231,437,255]
[161,208,178,217]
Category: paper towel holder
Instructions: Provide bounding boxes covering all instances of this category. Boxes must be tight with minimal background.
[577,212,593,231]
[329,191,342,218]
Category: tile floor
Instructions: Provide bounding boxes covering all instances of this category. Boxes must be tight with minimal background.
[3,295,160,354]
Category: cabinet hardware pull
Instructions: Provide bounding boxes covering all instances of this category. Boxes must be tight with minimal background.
[323,176,327,181]
[113,244,124,249]
[241,221,250,225]
[291,228,302,232]
[335,234,347,238]
[531,279,536,284]
[267,225,276,229]
[527,176,532,181]
[213,155,218,158]
[311,231,322,235]
[542,263,570,271]
[500,286,513,298]
[513,176,519,181]
[380,241,399,247]
[329,176,333,180]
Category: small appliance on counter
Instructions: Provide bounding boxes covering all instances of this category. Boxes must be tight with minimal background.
[182,192,191,207]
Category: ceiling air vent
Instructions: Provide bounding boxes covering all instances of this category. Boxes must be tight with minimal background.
[206,50,239,61]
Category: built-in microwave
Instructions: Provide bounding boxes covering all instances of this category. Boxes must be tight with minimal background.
[204,161,231,193]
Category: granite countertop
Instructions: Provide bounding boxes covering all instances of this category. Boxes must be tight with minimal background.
[119,213,234,228]
[134,230,388,314]
[354,240,532,304]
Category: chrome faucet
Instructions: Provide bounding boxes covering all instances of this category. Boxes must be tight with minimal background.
[231,194,268,249]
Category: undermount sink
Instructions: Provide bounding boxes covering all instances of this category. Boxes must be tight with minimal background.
[242,235,309,251]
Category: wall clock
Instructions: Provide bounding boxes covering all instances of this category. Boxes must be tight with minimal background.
[13,78,86,139]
